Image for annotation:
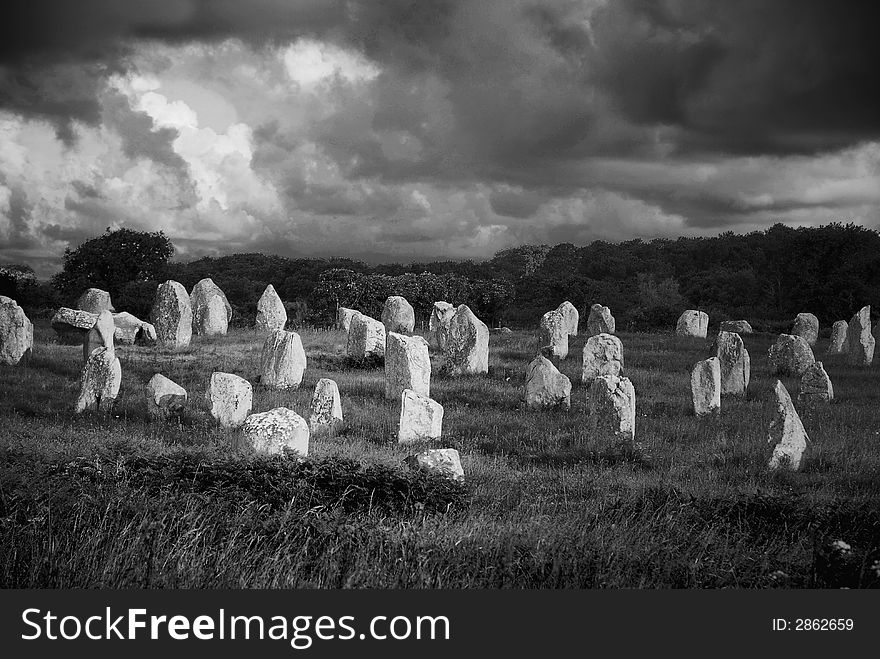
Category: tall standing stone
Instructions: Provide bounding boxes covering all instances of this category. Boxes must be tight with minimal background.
[151,280,193,349]
[691,357,721,416]
[83,309,116,361]
[346,312,386,360]
[582,333,624,383]
[768,334,815,377]
[429,301,456,350]
[259,330,307,389]
[676,310,708,338]
[255,284,287,332]
[308,378,343,436]
[146,374,187,420]
[798,362,833,406]
[538,309,569,359]
[556,301,579,336]
[768,380,808,471]
[205,372,252,428]
[827,320,848,355]
[243,407,309,457]
[588,375,636,445]
[791,312,819,346]
[190,278,231,336]
[524,355,571,409]
[385,332,431,400]
[76,288,114,314]
[587,304,615,336]
[398,389,444,444]
[715,331,750,395]
[337,307,357,332]
[0,296,33,365]
[443,304,489,375]
[847,306,874,366]
[74,347,121,413]
[381,295,415,334]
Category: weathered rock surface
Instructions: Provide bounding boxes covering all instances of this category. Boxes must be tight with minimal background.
[524,355,571,409]
[537,309,569,359]
[556,301,579,336]
[442,305,489,375]
[151,280,193,349]
[404,448,464,482]
[587,304,615,336]
[83,309,116,361]
[588,375,636,444]
[676,310,708,338]
[0,296,33,365]
[243,407,309,457]
[205,372,252,428]
[190,278,230,336]
[429,301,456,350]
[847,306,874,366]
[308,378,343,436]
[385,332,431,400]
[791,312,819,346]
[76,288,114,314]
[798,362,833,406]
[398,389,443,444]
[768,380,808,471]
[74,347,121,413]
[51,307,97,344]
[381,295,416,334]
[768,333,815,377]
[112,312,156,345]
[346,312,386,360]
[691,357,721,416]
[582,333,624,383]
[719,320,754,334]
[714,331,750,395]
[337,307,357,332]
[255,284,287,332]
[146,374,187,420]
[827,320,848,355]
[259,330,307,389]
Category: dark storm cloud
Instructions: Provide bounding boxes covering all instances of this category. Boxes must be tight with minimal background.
[100,90,188,170]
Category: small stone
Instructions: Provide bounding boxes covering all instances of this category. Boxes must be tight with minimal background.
[76,288,114,314]
[255,284,287,332]
[146,374,187,420]
[74,347,121,413]
[243,407,309,457]
[205,372,253,428]
[308,378,343,436]
[791,312,819,346]
[768,380,808,471]
[538,309,569,359]
[398,389,444,444]
[259,330,307,389]
[524,354,571,409]
[346,312,386,360]
[381,295,415,334]
[768,333,815,377]
[691,357,721,416]
[588,375,636,445]
[798,362,833,406]
[719,320,753,334]
[582,333,624,383]
[112,312,156,345]
[587,304,615,336]
[676,310,708,338]
[404,448,464,482]
[0,296,33,365]
[385,332,431,400]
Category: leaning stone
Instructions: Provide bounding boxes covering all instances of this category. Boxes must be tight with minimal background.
[587,304,615,336]
[112,312,156,345]
[337,307,357,332]
[768,333,815,377]
[827,320,847,355]
[255,284,287,332]
[404,448,464,482]
[346,312,386,360]
[0,296,33,365]
[205,372,252,428]
[429,301,456,350]
[556,301,579,336]
[538,309,569,359]
[442,304,489,375]
[74,347,121,414]
[691,357,721,416]
[715,331,750,395]
[588,375,635,445]
[308,378,343,436]
[146,374,187,420]
[381,295,415,334]
[768,380,808,471]
[676,310,708,338]
[385,332,431,400]
[398,389,443,444]
[259,330,307,389]
[582,333,624,383]
[51,307,97,344]
[798,362,833,406]
[720,320,753,334]
[791,312,819,346]
[76,288,114,314]
[83,310,116,361]
[524,355,571,409]
[847,306,874,366]
[150,280,193,349]
[243,407,309,457]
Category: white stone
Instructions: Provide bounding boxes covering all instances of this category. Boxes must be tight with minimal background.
[146,374,187,420]
[83,309,116,361]
[346,312,386,360]
[190,278,232,335]
[398,389,444,444]
[442,304,489,375]
[429,301,456,350]
[0,296,33,365]
[385,332,431,400]
[847,306,874,366]
[76,288,114,314]
[827,320,847,355]
[582,333,624,383]
[524,355,571,409]
[676,310,708,338]
[588,375,635,444]
[337,307,357,332]
[151,280,193,349]
[798,362,833,406]
[259,330,307,389]
[768,333,815,377]
[556,301,579,336]
[404,448,464,482]
[791,312,819,346]
[74,346,121,413]
[51,307,97,343]
[255,284,287,332]
[691,357,721,416]
[381,295,415,334]
[308,378,343,436]
[112,312,156,345]
[243,407,309,457]
[768,380,808,471]
[715,331,750,395]
[538,309,569,359]
[587,304,615,336]
[205,372,252,428]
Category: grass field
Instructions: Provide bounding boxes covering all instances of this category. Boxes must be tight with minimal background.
[1,321,879,588]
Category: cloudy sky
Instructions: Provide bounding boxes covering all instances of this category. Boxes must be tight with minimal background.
[1,0,878,276]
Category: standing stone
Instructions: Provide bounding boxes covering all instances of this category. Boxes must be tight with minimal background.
[151,280,193,349]
[768,380,808,471]
[83,309,116,361]
[259,330,307,389]
[381,295,415,334]
[587,304,615,336]
[798,362,833,406]
[588,375,636,445]
[398,389,443,444]
[443,304,489,375]
[847,306,874,366]
[76,288,114,314]
[243,407,309,457]
[582,333,624,383]
[337,307,357,332]
[768,334,815,377]
[255,284,287,332]
[524,355,571,409]
[429,301,456,350]
[74,347,121,413]
[51,307,97,344]
[404,449,464,482]
[791,312,819,346]
[691,357,721,416]
[827,321,848,355]
[146,374,187,420]
[720,320,753,334]
[385,332,431,400]
[0,296,33,365]
[715,331,750,395]
[676,310,708,338]
[112,312,156,345]
[308,378,343,436]
[538,309,569,359]
[190,278,230,336]
[346,312,386,360]
[556,301,579,336]
[205,372,252,428]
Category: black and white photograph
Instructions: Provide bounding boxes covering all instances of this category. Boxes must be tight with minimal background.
[0,0,878,650]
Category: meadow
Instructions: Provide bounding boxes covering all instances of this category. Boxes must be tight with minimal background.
[1,321,879,588]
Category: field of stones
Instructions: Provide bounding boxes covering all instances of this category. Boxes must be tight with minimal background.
[1,284,879,588]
